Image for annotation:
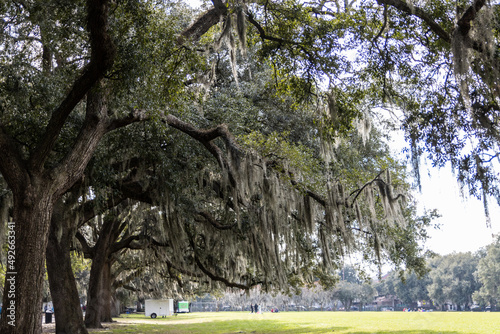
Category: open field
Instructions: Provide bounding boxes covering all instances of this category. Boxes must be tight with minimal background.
[93,311,500,334]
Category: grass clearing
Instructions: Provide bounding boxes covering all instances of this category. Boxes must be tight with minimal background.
[96,311,500,334]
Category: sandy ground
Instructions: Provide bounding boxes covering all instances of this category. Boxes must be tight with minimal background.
[41,316,209,333]
[42,321,114,333]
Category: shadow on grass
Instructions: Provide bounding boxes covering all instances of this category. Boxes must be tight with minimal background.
[345,332,466,334]
[99,319,476,334]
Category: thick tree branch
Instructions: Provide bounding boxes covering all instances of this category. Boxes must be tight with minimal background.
[52,86,111,195]
[177,1,228,44]
[456,0,486,37]
[150,248,204,278]
[0,126,29,193]
[165,114,236,143]
[77,194,128,228]
[376,0,451,44]
[195,211,237,230]
[76,231,94,258]
[29,0,116,172]
[111,235,141,254]
[194,255,249,290]
[287,172,327,207]
[185,231,250,289]
[164,114,241,186]
[246,11,301,46]
[106,109,150,132]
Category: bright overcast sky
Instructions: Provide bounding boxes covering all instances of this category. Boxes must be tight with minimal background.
[412,161,500,255]
[184,0,500,256]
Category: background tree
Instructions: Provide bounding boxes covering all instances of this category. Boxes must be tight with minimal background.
[358,283,377,310]
[332,280,360,311]
[427,252,481,310]
[375,270,432,309]
[473,235,500,309]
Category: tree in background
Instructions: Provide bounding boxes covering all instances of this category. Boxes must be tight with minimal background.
[375,270,432,309]
[427,252,481,310]
[474,236,500,309]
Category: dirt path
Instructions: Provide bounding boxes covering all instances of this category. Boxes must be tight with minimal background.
[42,315,212,333]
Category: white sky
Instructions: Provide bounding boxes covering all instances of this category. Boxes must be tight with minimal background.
[185,0,500,255]
[387,125,500,255]
[411,160,500,255]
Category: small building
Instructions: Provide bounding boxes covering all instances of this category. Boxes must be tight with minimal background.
[372,295,400,311]
[145,299,174,318]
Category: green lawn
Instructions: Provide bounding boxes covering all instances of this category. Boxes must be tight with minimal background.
[96,311,500,334]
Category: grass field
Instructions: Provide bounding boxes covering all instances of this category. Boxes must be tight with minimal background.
[95,311,500,334]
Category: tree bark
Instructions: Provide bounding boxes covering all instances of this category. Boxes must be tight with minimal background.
[84,216,119,328]
[0,1,115,333]
[100,261,114,323]
[46,202,88,334]
[0,183,54,334]
[84,257,115,327]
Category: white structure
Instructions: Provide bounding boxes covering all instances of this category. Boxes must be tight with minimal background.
[145,299,174,318]
[177,301,190,313]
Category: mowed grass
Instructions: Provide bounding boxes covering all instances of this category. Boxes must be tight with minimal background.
[96,311,500,334]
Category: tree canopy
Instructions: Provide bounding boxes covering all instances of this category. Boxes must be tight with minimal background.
[1,0,499,333]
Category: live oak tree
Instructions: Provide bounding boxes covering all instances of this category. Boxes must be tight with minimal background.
[427,252,481,310]
[375,269,432,308]
[189,0,500,217]
[0,0,198,332]
[0,1,118,332]
[78,53,431,328]
[473,236,500,308]
[0,0,479,333]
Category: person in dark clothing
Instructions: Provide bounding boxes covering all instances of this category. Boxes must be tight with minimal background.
[251,304,254,313]
[255,304,258,314]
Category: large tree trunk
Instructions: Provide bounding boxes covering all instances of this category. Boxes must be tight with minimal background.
[100,260,114,323]
[0,2,116,333]
[85,217,118,328]
[85,249,106,328]
[46,204,88,334]
[111,295,120,318]
[0,188,54,334]
[84,254,108,328]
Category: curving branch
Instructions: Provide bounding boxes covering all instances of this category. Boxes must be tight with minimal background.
[185,230,251,290]
[287,171,327,207]
[195,211,237,230]
[194,255,250,290]
[376,0,451,44]
[29,0,116,172]
[106,109,150,132]
[246,11,301,46]
[76,231,94,258]
[110,235,142,254]
[456,0,486,37]
[177,0,228,44]
[164,114,241,186]
[348,170,385,205]
[153,250,203,278]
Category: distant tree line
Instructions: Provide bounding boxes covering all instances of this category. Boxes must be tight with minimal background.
[377,236,500,311]
[211,236,500,312]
